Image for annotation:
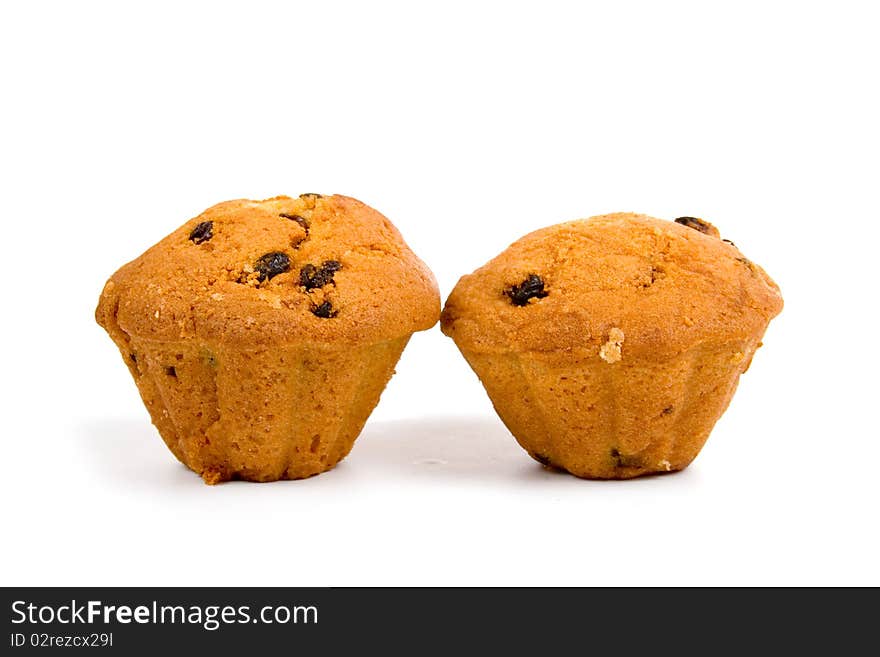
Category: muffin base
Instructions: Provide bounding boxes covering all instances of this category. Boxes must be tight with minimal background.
[111,335,409,483]
[458,339,762,479]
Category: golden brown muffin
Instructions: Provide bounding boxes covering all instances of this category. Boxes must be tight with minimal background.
[97,194,439,483]
[441,213,782,478]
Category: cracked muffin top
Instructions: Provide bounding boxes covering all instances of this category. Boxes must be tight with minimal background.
[97,194,440,346]
[441,213,782,358]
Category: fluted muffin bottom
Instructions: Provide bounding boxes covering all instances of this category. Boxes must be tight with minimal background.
[114,337,409,483]
[459,339,761,479]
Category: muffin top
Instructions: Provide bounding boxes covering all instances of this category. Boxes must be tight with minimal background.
[441,213,782,358]
[97,194,440,346]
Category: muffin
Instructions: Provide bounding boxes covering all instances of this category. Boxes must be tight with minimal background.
[441,213,782,478]
[96,194,439,483]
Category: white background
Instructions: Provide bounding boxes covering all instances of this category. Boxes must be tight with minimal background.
[2,1,877,586]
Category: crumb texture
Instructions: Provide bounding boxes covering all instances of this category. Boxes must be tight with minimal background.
[599,328,625,364]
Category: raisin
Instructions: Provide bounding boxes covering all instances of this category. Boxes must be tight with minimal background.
[611,448,642,468]
[722,238,736,246]
[254,252,291,282]
[311,301,337,318]
[129,353,137,364]
[505,274,548,306]
[280,213,310,234]
[300,193,323,199]
[662,406,674,415]
[165,366,177,377]
[300,260,342,289]
[533,453,552,466]
[674,216,713,234]
[188,221,213,244]
[300,264,318,287]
